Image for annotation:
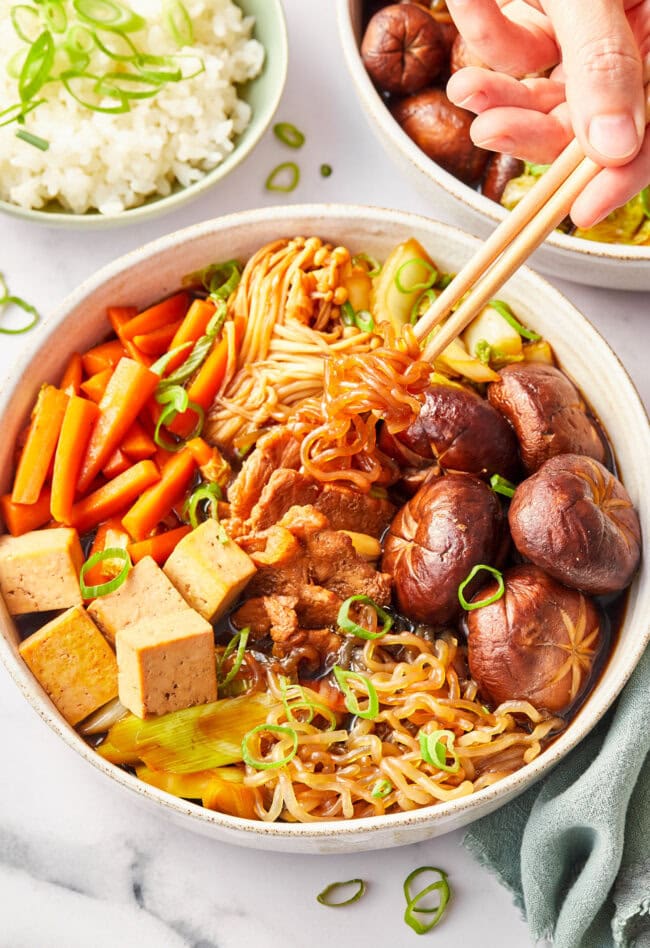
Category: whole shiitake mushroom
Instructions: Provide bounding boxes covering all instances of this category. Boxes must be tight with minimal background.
[467,565,604,714]
[509,454,642,595]
[488,363,606,473]
[391,89,489,183]
[382,473,506,625]
[361,3,447,96]
[482,153,526,203]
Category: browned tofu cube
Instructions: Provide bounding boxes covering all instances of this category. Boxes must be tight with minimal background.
[88,555,190,645]
[116,610,217,717]
[0,527,83,615]
[19,605,118,725]
[163,520,256,622]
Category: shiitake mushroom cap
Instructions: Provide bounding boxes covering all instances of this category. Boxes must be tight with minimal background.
[361,3,447,96]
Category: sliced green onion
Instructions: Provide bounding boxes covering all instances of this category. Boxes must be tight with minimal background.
[150,342,193,377]
[0,277,40,334]
[354,309,374,332]
[395,258,437,294]
[340,301,356,326]
[15,128,49,150]
[95,71,162,100]
[218,627,249,687]
[475,339,492,365]
[351,253,381,278]
[317,879,366,907]
[458,564,505,611]
[403,867,451,934]
[273,122,305,149]
[10,5,42,43]
[333,666,379,721]
[79,547,131,598]
[134,52,184,83]
[436,272,454,290]
[525,161,550,177]
[73,0,145,33]
[0,99,44,127]
[90,28,140,61]
[640,187,650,219]
[337,594,393,641]
[19,30,55,102]
[265,161,300,193]
[419,729,460,774]
[489,474,516,498]
[183,481,222,530]
[320,163,332,178]
[163,0,193,46]
[242,723,298,770]
[42,1,68,33]
[154,384,204,451]
[489,300,540,341]
[410,287,437,325]
[279,677,337,730]
[371,779,392,799]
[197,262,241,303]
[61,70,130,113]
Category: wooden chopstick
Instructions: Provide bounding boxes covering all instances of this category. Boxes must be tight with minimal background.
[416,86,650,365]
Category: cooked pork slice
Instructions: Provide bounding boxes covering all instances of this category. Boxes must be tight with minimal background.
[232,595,299,640]
[270,626,343,670]
[228,427,302,520]
[248,469,396,536]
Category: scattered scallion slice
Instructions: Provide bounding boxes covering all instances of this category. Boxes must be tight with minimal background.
[337,594,393,640]
[394,258,437,294]
[163,0,193,46]
[241,723,298,770]
[419,729,460,774]
[340,301,374,332]
[197,262,241,303]
[150,342,193,377]
[403,867,451,934]
[273,121,305,149]
[0,275,40,334]
[317,879,366,907]
[10,4,42,44]
[183,481,223,532]
[218,627,249,688]
[371,779,392,799]
[458,564,505,611]
[265,161,300,193]
[154,384,204,451]
[475,339,492,365]
[79,547,131,598]
[42,1,68,33]
[489,474,516,498]
[489,300,541,341]
[320,163,332,177]
[19,29,55,102]
[351,252,381,278]
[15,128,49,150]
[73,0,145,33]
[333,666,379,721]
[410,287,437,325]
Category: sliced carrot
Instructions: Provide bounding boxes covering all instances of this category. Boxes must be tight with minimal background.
[1,488,52,536]
[122,448,197,541]
[169,315,245,438]
[83,517,131,586]
[60,353,83,396]
[185,437,213,468]
[127,524,191,565]
[102,448,132,480]
[82,339,127,376]
[81,368,113,403]
[50,396,99,524]
[69,460,160,534]
[107,306,153,367]
[120,292,190,341]
[134,319,184,356]
[12,386,69,505]
[121,420,156,460]
[162,298,216,374]
[77,358,160,494]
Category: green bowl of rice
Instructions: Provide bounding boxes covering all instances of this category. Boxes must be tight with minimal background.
[0,0,287,227]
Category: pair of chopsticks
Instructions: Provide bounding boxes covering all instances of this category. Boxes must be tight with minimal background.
[415,87,650,363]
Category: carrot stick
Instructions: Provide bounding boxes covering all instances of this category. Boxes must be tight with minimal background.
[1,488,52,536]
[162,298,216,374]
[127,524,191,565]
[82,339,127,376]
[102,448,132,480]
[60,353,83,396]
[122,448,197,541]
[12,386,69,505]
[121,420,156,460]
[83,517,131,586]
[134,318,183,356]
[50,396,99,524]
[80,368,113,403]
[107,306,153,367]
[77,358,160,494]
[69,460,160,533]
[185,437,214,468]
[120,292,190,341]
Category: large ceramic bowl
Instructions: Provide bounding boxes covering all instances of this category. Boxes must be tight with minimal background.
[0,0,287,229]
[0,205,648,853]
[337,0,650,292]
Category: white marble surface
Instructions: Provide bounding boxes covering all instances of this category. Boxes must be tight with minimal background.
[0,2,648,946]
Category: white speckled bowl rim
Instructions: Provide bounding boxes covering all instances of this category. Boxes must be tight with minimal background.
[0,0,288,229]
[336,0,650,265]
[0,205,647,853]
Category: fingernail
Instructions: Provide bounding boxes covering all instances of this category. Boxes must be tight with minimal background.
[456,92,488,112]
[588,114,640,160]
[472,134,515,153]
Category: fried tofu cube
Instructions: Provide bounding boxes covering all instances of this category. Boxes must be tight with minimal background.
[88,555,190,645]
[19,605,118,725]
[0,527,83,615]
[116,610,217,717]
[163,520,256,622]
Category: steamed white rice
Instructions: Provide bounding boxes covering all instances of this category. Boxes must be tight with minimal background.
[0,0,264,214]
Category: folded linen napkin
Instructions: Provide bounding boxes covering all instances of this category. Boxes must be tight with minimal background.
[463,645,650,948]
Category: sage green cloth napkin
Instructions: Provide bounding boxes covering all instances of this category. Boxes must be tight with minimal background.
[463,645,650,948]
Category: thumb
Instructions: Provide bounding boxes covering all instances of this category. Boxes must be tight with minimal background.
[543,0,645,165]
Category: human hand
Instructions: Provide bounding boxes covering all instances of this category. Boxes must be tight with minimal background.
[445,0,650,227]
